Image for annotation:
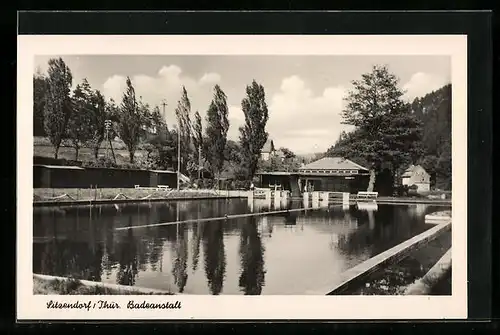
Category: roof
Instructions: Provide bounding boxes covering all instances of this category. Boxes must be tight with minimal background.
[298,157,369,171]
[149,169,177,174]
[402,164,428,177]
[261,139,274,153]
[35,164,84,170]
[256,171,293,176]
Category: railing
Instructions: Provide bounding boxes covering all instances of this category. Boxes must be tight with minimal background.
[357,191,378,199]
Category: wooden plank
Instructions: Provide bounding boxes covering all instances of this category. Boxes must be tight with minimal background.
[114,206,334,231]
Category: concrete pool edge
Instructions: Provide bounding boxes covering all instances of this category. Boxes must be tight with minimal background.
[32,195,246,207]
[403,248,452,295]
[306,220,452,295]
[32,197,452,208]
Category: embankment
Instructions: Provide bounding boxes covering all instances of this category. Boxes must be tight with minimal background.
[33,274,174,295]
[33,188,249,206]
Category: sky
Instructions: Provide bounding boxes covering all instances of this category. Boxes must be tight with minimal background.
[34,55,451,154]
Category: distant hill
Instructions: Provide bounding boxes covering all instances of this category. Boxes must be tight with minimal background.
[411,84,452,189]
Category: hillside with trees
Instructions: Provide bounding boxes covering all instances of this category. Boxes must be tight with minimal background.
[326,65,451,194]
[411,84,452,190]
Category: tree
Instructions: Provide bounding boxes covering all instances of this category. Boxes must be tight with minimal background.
[333,65,423,194]
[88,89,107,160]
[175,86,193,173]
[411,84,452,190]
[33,71,48,137]
[279,147,296,159]
[192,111,204,175]
[239,80,269,179]
[115,77,144,163]
[43,57,73,159]
[205,85,230,178]
[67,79,94,160]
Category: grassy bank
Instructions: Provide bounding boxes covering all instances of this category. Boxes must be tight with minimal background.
[33,143,147,165]
[33,187,242,203]
[34,275,174,295]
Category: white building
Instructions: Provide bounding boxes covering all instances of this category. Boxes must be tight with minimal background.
[260,139,276,161]
[401,164,431,193]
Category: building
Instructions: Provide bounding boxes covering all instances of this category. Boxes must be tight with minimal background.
[401,164,431,193]
[257,157,371,196]
[297,157,371,194]
[260,139,276,161]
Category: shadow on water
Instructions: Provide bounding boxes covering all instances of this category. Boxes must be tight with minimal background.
[33,199,449,295]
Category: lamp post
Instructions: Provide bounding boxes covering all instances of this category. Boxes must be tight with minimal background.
[198,145,202,180]
[104,119,112,161]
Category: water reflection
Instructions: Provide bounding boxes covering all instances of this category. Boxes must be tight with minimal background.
[33,199,449,295]
[203,221,226,295]
[115,220,138,286]
[172,224,188,293]
[239,217,265,295]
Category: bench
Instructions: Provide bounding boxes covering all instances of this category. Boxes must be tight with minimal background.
[157,185,170,190]
[357,191,378,199]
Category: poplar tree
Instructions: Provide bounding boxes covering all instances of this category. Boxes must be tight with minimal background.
[175,86,192,173]
[192,110,204,177]
[43,57,73,159]
[239,80,269,179]
[205,85,230,178]
[115,77,143,163]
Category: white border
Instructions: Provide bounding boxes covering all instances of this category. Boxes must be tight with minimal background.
[17,35,467,320]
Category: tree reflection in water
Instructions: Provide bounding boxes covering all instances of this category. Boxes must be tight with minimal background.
[115,217,139,286]
[36,207,104,282]
[202,220,227,295]
[191,202,203,272]
[172,223,189,293]
[238,217,266,295]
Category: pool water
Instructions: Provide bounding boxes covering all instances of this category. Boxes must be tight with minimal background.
[32,199,449,295]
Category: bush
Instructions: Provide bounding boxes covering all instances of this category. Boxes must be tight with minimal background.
[33,155,83,167]
[82,157,117,168]
[199,178,215,189]
[234,180,251,190]
[394,184,410,197]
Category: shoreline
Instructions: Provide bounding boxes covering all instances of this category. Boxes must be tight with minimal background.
[33,274,175,295]
[33,195,244,207]
[33,190,451,207]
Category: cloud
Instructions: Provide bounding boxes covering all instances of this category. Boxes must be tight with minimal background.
[198,72,221,86]
[102,65,221,127]
[403,72,450,101]
[227,105,245,141]
[266,75,350,154]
